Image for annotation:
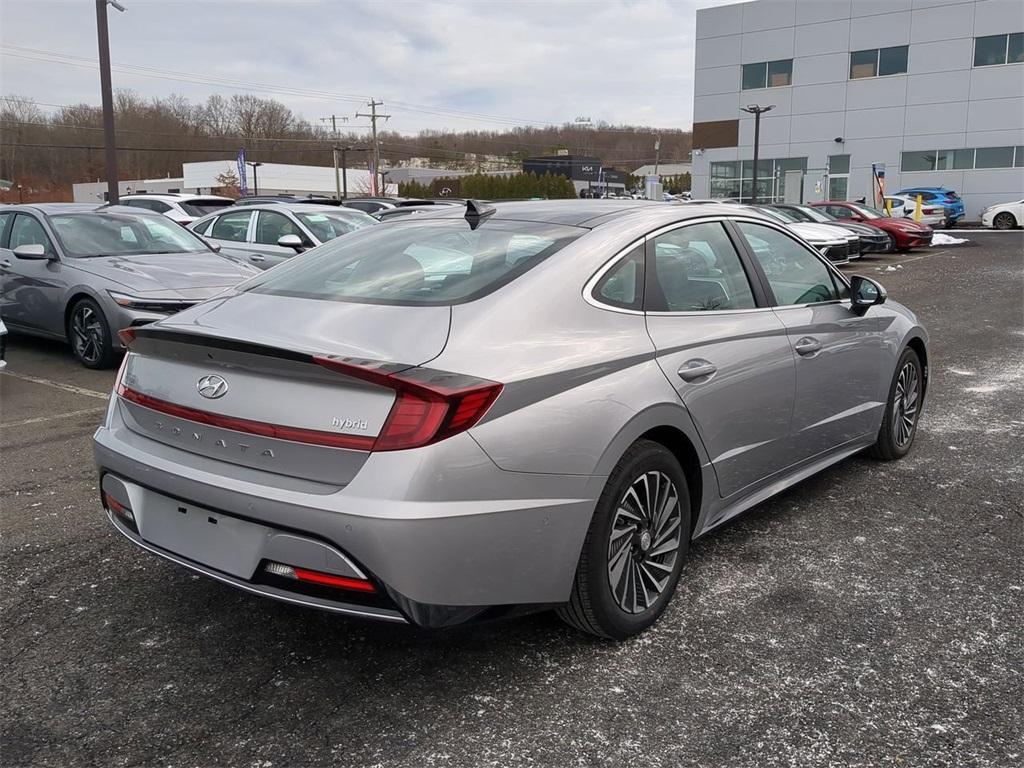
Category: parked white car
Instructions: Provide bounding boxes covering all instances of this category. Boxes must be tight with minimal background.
[118,193,234,226]
[883,195,948,228]
[980,199,1023,230]
[0,316,7,370]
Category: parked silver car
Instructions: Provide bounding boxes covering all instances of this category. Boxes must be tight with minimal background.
[95,200,928,638]
[0,204,259,368]
[190,204,376,269]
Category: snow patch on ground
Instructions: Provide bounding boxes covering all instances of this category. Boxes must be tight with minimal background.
[947,368,976,376]
[932,233,970,245]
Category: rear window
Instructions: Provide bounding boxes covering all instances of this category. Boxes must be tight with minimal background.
[244,219,584,305]
[179,199,234,216]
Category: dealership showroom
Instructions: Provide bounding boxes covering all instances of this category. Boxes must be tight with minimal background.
[1,0,1021,766]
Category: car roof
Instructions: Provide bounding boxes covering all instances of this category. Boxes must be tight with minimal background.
[378,199,768,230]
[121,192,232,199]
[6,203,166,216]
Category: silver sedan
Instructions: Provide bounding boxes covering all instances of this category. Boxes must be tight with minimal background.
[95,200,928,638]
[190,204,377,269]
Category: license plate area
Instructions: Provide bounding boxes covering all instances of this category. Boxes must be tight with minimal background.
[138,492,271,579]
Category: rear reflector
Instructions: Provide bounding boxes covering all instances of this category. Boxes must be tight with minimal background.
[264,561,375,592]
[104,491,136,525]
[117,328,137,348]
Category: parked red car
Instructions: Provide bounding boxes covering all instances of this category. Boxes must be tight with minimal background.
[811,201,933,251]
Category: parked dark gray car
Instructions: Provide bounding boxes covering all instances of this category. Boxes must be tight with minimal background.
[95,201,928,638]
[0,204,259,368]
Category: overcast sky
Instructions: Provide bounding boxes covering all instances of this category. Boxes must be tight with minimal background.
[0,0,740,133]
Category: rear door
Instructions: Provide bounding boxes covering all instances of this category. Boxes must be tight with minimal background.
[734,220,883,460]
[643,219,796,498]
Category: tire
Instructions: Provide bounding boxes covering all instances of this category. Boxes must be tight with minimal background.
[557,439,691,640]
[868,347,924,461]
[993,211,1017,230]
[68,297,116,369]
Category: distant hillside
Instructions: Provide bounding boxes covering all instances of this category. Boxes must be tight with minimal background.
[0,92,691,192]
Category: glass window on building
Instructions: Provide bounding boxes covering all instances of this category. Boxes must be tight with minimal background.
[767,59,792,87]
[974,146,1015,168]
[828,177,848,201]
[1016,147,1024,168]
[1010,33,1024,64]
[878,46,909,76]
[742,62,767,90]
[953,149,975,169]
[828,155,850,175]
[850,49,877,78]
[900,151,937,172]
[974,34,1011,66]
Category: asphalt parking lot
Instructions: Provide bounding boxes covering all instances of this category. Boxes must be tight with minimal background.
[1,232,1021,768]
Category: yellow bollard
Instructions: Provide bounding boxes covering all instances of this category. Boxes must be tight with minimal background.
[914,194,923,222]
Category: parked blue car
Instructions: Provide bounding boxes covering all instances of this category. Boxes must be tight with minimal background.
[896,187,965,226]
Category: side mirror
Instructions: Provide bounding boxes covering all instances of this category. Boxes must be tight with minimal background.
[277,234,304,252]
[206,240,222,253]
[850,275,887,315]
[12,243,48,260]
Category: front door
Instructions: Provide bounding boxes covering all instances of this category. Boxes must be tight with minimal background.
[643,219,796,498]
[248,210,310,268]
[734,220,883,460]
[0,213,67,337]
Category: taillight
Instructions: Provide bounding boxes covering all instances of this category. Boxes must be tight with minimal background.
[104,491,137,532]
[314,356,503,451]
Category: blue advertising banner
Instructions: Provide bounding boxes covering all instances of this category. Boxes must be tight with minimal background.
[237,149,248,195]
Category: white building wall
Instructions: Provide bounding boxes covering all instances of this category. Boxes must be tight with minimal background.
[692,0,1024,218]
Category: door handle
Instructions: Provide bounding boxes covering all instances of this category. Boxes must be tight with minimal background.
[249,254,266,262]
[678,360,717,382]
[794,337,822,356]
[0,260,10,268]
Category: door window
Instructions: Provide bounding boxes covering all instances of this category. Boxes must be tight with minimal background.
[210,211,252,242]
[823,204,855,219]
[0,212,12,243]
[646,222,756,312]
[593,244,644,310]
[255,210,304,245]
[10,214,54,255]
[737,222,840,306]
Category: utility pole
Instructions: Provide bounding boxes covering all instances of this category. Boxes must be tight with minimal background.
[741,104,775,204]
[653,134,661,177]
[95,0,125,204]
[320,114,349,200]
[356,99,390,195]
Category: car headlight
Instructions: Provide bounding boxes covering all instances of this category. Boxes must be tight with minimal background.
[108,291,198,313]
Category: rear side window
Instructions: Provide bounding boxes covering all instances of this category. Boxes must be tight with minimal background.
[646,222,756,312]
[245,219,584,305]
[593,244,644,310]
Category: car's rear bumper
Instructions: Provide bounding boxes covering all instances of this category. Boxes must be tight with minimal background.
[93,416,600,626]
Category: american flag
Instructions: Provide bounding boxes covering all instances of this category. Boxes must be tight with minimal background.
[368,159,378,196]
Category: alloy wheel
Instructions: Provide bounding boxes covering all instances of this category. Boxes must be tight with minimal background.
[71,305,104,365]
[892,361,921,448]
[606,470,682,614]
[994,212,1016,230]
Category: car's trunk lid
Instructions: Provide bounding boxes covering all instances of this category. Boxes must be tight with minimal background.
[117,295,451,485]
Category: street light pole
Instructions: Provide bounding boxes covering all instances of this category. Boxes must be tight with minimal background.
[740,104,775,204]
[246,162,262,195]
[95,0,125,205]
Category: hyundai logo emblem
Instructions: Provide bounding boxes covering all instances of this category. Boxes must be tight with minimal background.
[196,374,229,399]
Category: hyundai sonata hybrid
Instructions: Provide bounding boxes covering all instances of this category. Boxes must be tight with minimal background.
[94,200,929,639]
